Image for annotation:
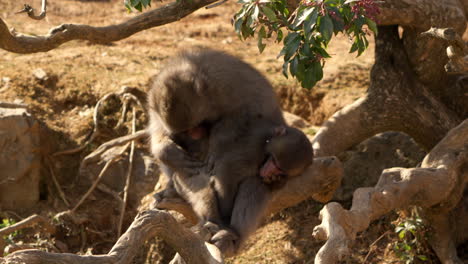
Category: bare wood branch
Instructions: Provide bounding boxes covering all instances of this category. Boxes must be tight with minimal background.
[45,157,70,207]
[363,231,390,263]
[72,159,120,212]
[312,119,468,264]
[312,26,462,157]
[117,107,137,238]
[16,0,47,20]
[53,92,116,156]
[269,156,343,210]
[0,214,55,238]
[80,129,148,166]
[0,102,28,109]
[206,0,228,9]
[0,214,55,256]
[0,210,222,264]
[311,92,459,157]
[54,88,147,156]
[378,0,466,33]
[421,27,468,74]
[0,0,217,54]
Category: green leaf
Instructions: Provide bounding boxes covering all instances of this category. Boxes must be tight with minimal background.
[236,5,250,18]
[303,8,318,39]
[246,13,254,27]
[357,37,365,55]
[289,56,299,77]
[237,3,255,21]
[349,41,359,53]
[273,1,288,17]
[363,36,369,48]
[241,24,254,39]
[280,33,301,61]
[302,66,316,89]
[354,16,365,29]
[398,230,406,239]
[284,32,299,45]
[134,2,142,12]
[330,11,344,32]
[257,26,267,53]
[313,60,323,82]
[252,4,260,21]
[403,244,411,251]
[276,29,283,42]
[366,18,378,35]
[261,6,277,22]
[319,15,334,42]
[417,255,428,261]
[141,0,150,8]
[315,46,331,58]
[124,0,132,12]
[282,61,289,78]
[300,43,312,57]
[293,7,315,28]
[234,18,244,35]
[296,61,306,81]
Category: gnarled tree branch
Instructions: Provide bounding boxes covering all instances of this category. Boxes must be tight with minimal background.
[312,119,468,264]
[0,210,223,264]
[378,0,466,33]
[421,27,468,74]
[0,0,217,54]
[312,25,462,157]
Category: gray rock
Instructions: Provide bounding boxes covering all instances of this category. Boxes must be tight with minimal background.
[0,107,43,210]
[283,111,311,129]
[334,131,426,201]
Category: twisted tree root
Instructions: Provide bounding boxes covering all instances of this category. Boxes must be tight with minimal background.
[313,119,468,264]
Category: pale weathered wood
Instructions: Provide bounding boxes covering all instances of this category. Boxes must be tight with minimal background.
[0,210,223,264]
[313,119,468,264]
[0,0,217,53]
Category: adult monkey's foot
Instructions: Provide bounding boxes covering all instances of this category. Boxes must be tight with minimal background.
[210,228,240,257]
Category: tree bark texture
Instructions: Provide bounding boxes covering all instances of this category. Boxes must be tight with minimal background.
[0,0,217,53]
[313,24,465,157]
[0,210,223,264]
[313,119,468,264]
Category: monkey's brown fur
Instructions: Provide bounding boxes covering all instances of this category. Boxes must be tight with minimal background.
[148,48,312,256]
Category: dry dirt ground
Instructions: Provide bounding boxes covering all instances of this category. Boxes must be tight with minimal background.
[0,0,433,263]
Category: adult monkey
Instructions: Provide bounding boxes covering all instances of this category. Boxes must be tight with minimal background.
[148,48,312,255]
[148,47,284,209]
